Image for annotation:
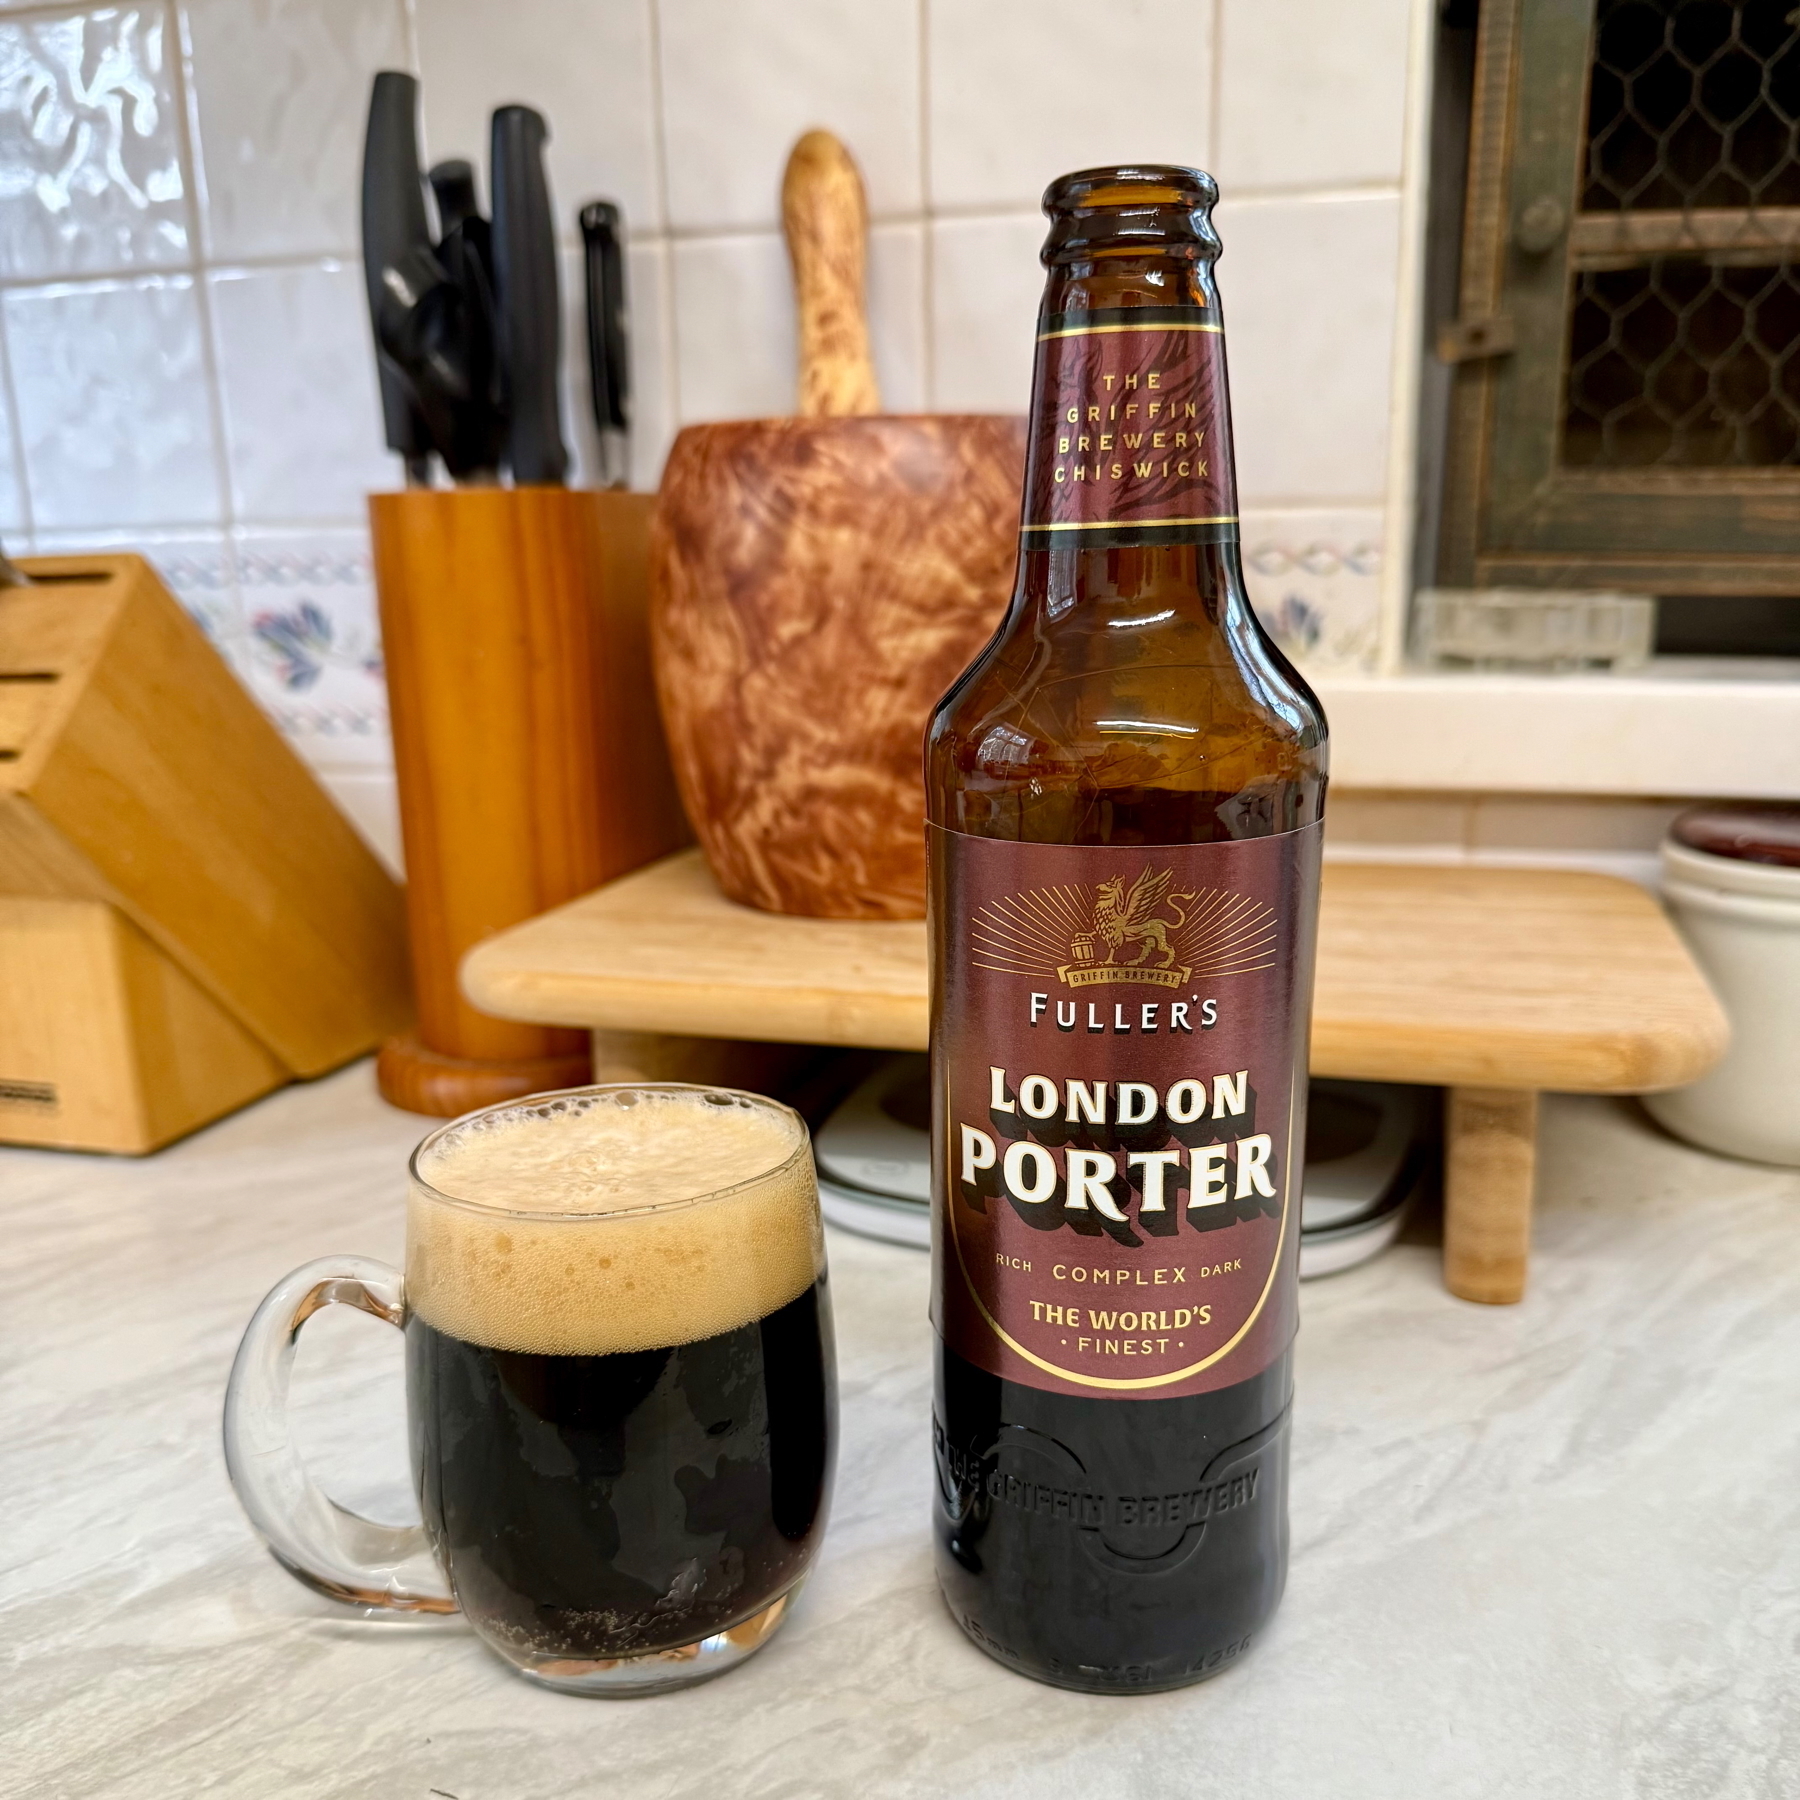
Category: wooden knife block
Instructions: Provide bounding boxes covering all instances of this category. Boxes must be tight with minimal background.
[0,896,287,1152]
[370,487,689,1117]
[0,555,410,1152]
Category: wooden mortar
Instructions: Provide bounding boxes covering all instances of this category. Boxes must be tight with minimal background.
[651,131,1024,921]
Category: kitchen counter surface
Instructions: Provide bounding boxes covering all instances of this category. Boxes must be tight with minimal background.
[3,1068,1797,1799]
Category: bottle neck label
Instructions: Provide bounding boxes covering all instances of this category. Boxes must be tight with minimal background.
[928,821,1320,1401]
[1020,304,1239,552]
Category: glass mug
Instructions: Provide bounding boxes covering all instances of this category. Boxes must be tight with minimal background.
[224,1085,837,1696]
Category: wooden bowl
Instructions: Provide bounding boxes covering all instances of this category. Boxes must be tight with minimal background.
[650,413,1026,920]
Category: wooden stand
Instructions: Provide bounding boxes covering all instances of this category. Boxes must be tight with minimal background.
[1444,1088,1540,1305]
[462,854,1731,1303]
[370,488,688,1117]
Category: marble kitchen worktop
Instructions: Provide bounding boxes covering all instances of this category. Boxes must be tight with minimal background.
[3,1068,1798,1799]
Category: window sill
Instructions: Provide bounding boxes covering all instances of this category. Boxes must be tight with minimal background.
[1313,663,1800,798]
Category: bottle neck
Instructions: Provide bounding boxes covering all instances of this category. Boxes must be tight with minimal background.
[1019,252,1239,563]
[1021,539,1261,654]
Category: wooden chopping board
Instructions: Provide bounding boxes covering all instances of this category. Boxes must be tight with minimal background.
[463,849,1729,1096]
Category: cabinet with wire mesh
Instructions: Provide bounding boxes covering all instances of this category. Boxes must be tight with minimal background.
[1437,0,1800,654]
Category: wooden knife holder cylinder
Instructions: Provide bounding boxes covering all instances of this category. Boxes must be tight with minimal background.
[370,488,688,1116]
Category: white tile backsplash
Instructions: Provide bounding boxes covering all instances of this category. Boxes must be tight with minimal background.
[867,219,926,413]
[671,229,794,422]
[6,273,222,527]
[928,210,1042,413]
[1216,0,1412,192]
[0,0,1426,790]
[928,0,1215,212]
[414,0,662,240]
[318,766,402,875]
[210,258,392,520]
[182,0,409,259]
[0,4,190,278]
[672,219,927,423]
[658,0,922,233]
[1214,190,1401,506]
[0,352,24,533]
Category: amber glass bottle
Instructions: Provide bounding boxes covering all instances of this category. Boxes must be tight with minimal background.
[925,167,1327,1693]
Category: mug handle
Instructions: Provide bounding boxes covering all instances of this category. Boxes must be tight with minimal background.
[222,1255,455,1615]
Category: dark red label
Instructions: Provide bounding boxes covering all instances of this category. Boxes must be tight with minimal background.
[1021,305,1239,549]
[929,823,1321,1401]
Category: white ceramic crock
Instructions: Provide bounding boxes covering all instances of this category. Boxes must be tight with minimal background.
[1645,837,1800,1166]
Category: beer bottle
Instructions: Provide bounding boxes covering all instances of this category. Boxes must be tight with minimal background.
[926,166,1327,1693]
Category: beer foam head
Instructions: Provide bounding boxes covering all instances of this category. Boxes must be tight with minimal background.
[406,1086,821,1356]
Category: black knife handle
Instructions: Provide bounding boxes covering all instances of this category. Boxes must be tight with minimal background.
[579,201,629,434]
[428,159,480,236]
[491,105,568,487]
[361,72,433,467]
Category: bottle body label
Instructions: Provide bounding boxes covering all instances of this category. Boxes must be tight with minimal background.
[929,822,1321,1400]
[1021,304,1239,550]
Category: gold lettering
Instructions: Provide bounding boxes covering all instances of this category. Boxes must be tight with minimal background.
[1147,371,1160,388]
[1152,432,1165,448]
[1124,372,1138,389]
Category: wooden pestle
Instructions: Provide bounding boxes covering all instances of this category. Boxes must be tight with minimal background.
[782,130,881,417]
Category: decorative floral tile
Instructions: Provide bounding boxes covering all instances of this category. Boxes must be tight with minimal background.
[146,532,239,645]
[1239,507,1387,674]
[0,4,190,278]
[231,529,391,772]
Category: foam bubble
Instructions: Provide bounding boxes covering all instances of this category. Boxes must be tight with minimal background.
[406,1088,821,1356]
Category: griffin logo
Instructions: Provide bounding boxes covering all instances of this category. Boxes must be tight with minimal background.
[970,867,1278,991]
